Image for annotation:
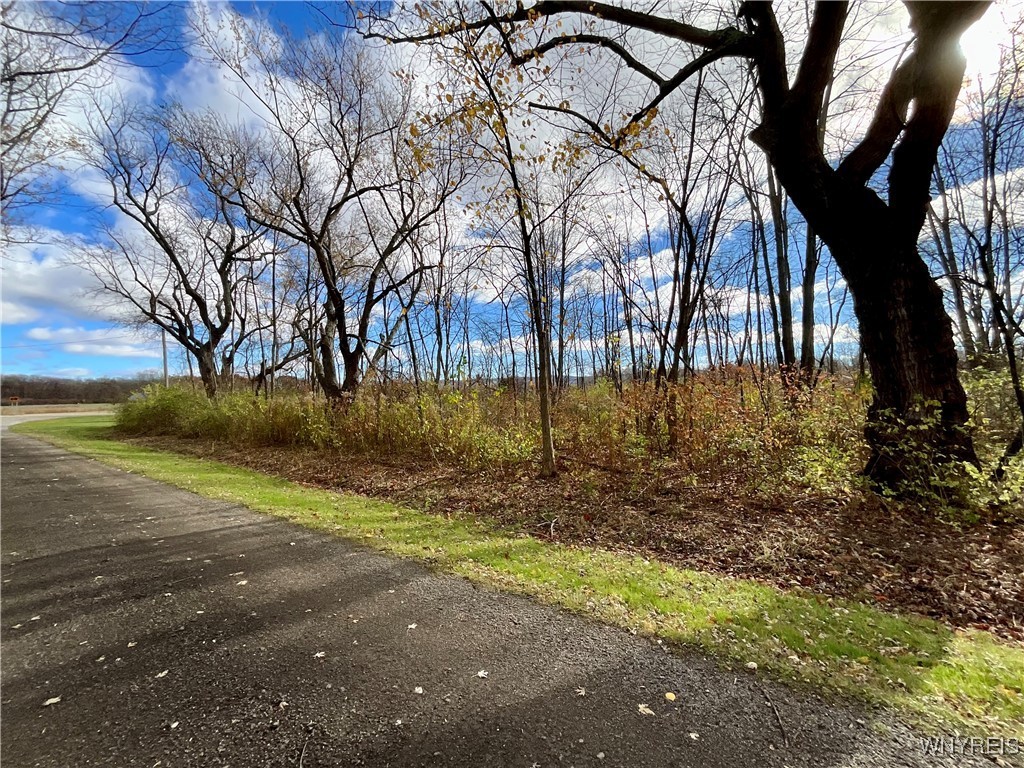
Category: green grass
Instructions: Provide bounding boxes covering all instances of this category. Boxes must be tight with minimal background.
[14,415,1024,738]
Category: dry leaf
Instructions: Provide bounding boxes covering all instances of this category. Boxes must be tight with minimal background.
[476,670,489,678]
[314,651,326,658]
[637,704,655,716]
[155,670,168,678]
[664,692,676,702]
[42,697,61,707]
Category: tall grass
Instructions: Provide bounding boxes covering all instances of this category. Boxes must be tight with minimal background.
[118,372,873,496]
[117,366,1023,505]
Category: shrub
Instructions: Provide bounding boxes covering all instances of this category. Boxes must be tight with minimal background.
[115,367,1020,518]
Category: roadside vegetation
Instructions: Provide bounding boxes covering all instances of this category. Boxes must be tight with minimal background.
[15,412,1024,740]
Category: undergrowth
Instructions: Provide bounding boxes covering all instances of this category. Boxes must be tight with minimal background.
[117,369,1023,515]
[118,373,871,498]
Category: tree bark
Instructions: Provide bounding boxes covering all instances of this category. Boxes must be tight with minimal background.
[195,345,219,399]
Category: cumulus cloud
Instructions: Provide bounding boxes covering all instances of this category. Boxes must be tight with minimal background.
[24,326,160,359]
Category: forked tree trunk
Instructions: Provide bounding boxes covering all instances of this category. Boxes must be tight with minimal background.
[760,165,978,488]
[747,1,986,491]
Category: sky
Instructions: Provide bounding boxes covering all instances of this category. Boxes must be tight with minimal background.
[1,1,319,379]
[0,1,1018,381]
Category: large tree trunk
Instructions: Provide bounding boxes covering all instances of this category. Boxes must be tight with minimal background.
[195,346,219,399]
[763,167,978,488]
[832,229,975,488]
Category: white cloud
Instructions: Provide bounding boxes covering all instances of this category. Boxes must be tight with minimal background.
[53,367,91,378]
[1,301,42,325]
[1,233,113,322]
[25,326,160,359]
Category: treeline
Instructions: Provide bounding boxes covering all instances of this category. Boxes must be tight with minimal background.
[0,374,158,405]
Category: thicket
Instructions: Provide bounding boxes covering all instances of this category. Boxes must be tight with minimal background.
[115,368,1024,514]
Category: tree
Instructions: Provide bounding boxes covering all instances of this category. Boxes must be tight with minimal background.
[365,1,990,491]
[1,0,165,225]
[190,13,467,401]
[80,104,277,397]
[926,14,1024,468]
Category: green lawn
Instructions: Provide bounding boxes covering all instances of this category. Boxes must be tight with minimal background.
[14,415,1024,738]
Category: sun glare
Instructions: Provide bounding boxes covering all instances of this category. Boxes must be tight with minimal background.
[959,3,1014,84]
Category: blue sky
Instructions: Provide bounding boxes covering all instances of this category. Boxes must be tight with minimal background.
[1,1,1017,380]
[1,2,321,379]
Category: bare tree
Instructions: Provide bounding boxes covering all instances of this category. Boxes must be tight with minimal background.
[79,104,276,397]
[189,14,467,401]
[365,0,990,492]
[1,0,166,224]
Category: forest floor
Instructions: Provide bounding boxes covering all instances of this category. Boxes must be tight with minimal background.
[131,437,1024,643]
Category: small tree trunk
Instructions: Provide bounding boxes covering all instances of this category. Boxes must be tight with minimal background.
[535,323,557,478]
[799,228,820,384]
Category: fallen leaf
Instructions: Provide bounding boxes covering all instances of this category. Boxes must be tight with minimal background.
[575,686,586,697]
[637,704,655,716]
[689,732,700,740]
[664,692,676,702]
[236,580,248,586]
[30,616,40,621]
[314,651,326,658]
[407,623,417,630]
[155,670,168,679]
[476,670,489,678]
[413,686,424,695]
[745,662,758,670]
[170,722,179,729]
[42,697,61,707]
[127,642,137,648]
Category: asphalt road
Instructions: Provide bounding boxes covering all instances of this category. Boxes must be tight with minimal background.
[0,421,995,767]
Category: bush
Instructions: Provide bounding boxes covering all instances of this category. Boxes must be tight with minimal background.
[115,368,1020,517]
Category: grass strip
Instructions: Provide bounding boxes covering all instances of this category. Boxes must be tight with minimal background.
[13,415,1024,738]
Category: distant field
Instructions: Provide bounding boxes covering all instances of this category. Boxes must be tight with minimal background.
[0,403,116,414]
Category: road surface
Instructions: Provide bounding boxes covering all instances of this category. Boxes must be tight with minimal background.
[1,419,991,767]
